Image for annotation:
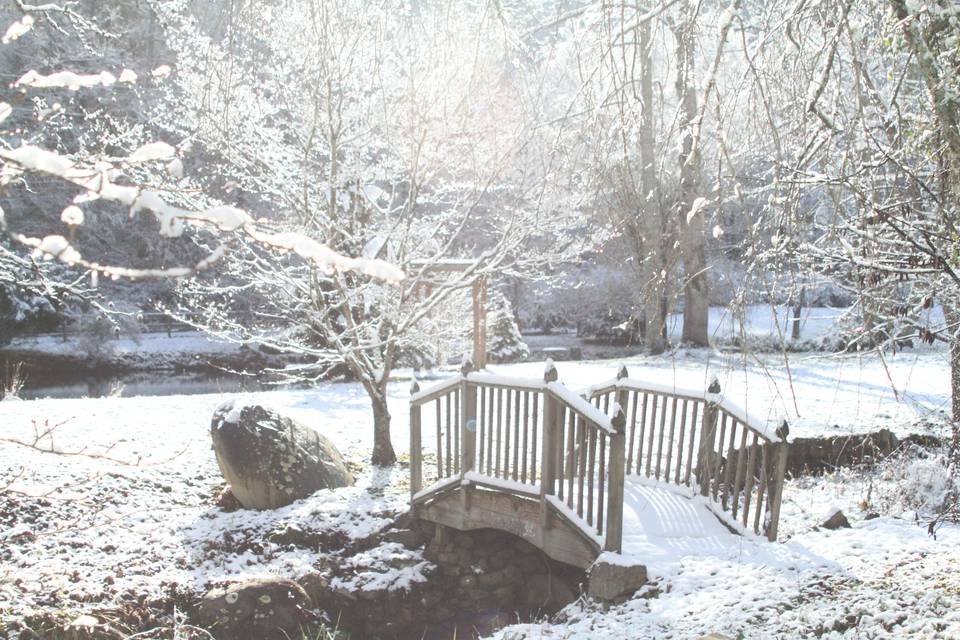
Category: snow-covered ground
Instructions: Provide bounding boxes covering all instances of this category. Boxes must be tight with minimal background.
[1,351,956,637]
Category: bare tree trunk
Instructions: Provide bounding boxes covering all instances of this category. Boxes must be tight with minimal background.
[370,384,397,466]
[675,15,709,348]
[639,15,666,355]
[792,287,805,341]
[953,337,960,424]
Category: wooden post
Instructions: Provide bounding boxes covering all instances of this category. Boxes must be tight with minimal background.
[604,404,626,552]
[410,380,422,502]
[460,358,476,515]
[615,363,630,449]
[461,357,477,475]
[472,277,489,370]
[540,361,559,532]
[766,420,790,542]
[698,378,722,497]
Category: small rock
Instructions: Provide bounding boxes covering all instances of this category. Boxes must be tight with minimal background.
[215,486,241,512]
[821,509,852,530]
[197,576,311,639]
[864,512,880,521]
[587,558,648,602]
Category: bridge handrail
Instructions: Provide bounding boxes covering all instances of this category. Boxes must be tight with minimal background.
[586,367,790,541]
[587,377,784,444]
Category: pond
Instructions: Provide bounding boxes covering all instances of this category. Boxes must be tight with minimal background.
[15,370,295,400]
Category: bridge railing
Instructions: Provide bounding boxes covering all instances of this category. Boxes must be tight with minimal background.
[541,361,626,552]
[410,361,789,554]
[410,359,626,553]
[586,366,789,541]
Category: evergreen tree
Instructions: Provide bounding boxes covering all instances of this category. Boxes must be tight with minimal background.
[486,291,529,363]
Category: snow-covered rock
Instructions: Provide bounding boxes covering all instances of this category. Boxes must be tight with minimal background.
[821,508,851,530]
[587,558,649,602]
[210,401,354,509]
[197,576,311,639]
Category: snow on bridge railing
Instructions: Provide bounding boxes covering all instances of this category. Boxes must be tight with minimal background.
[408,360,790,553]
[409,358,626,553]
[585,365,790,542]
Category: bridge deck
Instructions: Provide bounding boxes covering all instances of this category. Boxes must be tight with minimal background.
[620,478,740,563]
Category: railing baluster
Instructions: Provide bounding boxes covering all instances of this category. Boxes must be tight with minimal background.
[741,433,759,527]
[557,406,566,502]
[627,390,638,474]
[566,408,576,507]
[521,391,529,484]
[577,416,587,517]
[685,401,700,485]
[436,398,443,478]
[655,394,668,480]
[513,389,521,481]
[478,384,486,472]
[531,392,539,483]
[587,425,596,526]
[731,425,749,519]
[504,388,513,479]
[486,387,494,476]
[454,388,460,474]
[636,392,649,476]
[597,432,607,535]
[722,416,738,508]
[664,396,678,482]
[645,395,657,477]
[675,399,688,485]
[712,412,728,501]
[755,442,770,534]
[496,387,503,477]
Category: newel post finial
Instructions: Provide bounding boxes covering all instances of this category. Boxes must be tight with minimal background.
[708,376,721,395]
[544,359,558,383]
[776,420,790,441]
[616,363,628,380]
[610,402,626,433]
[461,354,474,378]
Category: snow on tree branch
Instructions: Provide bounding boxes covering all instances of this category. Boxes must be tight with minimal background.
[0,143,405,283]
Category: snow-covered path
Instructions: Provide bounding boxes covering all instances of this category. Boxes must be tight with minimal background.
[617,478,746,579]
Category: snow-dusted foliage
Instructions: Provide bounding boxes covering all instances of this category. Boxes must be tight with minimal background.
[0,1,406,339]
[486,290,529,363]
[135,0,582,464]
[0,246,62,341]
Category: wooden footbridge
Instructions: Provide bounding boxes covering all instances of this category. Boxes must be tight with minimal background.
[409,361,790,569]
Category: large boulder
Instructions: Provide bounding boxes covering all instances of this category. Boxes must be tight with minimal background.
[197,576,311,639]
[211,401,354,510]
